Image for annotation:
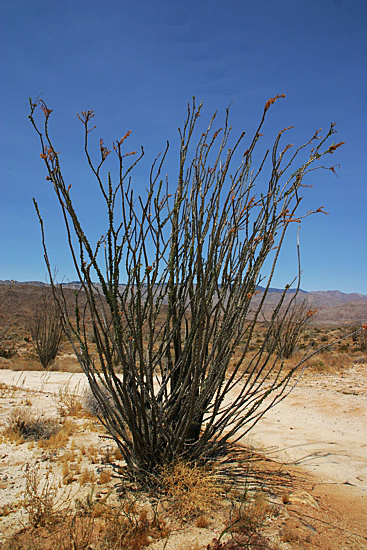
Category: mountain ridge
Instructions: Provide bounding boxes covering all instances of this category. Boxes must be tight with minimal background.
[0,281,366,324]
[1,279,366,300]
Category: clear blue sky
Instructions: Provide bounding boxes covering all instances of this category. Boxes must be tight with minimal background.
[1,0,366,294]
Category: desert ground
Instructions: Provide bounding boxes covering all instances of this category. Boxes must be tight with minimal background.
[0,361,366,549]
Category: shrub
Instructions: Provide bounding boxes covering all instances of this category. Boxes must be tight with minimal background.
[29,95,344,484]
[0,290,15,358]
[264,299,318,358]
[28,295,64,369]
[160,459,221,519]
[351,322,367,351]
[4,407,60,442]
[23,464,60,528]
[83,384,113,417]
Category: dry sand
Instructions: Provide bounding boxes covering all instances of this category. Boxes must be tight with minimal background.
[0,364,366,548]
[0,366,366,489]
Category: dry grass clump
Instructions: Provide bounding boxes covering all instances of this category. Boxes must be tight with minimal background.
[22,464,66,528]
[3,407,60,443]
[98,468,112,484]
[82,417,102,432]
[84,443,99,463]
[160,459,222,520]
[305,350,354,373]
[36,418,78,450]
[78,466,96,486]
[4,466,169,550]
[54,380,86,417]
[205,491,272,549]
[114,445,124,460]
[60,458,78,485]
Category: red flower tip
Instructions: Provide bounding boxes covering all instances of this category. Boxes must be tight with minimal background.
[265,94,286,111]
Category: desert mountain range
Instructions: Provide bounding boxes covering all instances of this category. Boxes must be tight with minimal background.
[1,280,366,325]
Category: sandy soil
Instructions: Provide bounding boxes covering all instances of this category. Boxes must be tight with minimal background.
[243,366,367,489]
[0,365,366,548]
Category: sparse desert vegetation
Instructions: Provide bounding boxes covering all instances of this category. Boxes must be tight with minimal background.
[1,283,366,377]
[0,374,294,549]
[0,285,366,548]
[0,371,365,549]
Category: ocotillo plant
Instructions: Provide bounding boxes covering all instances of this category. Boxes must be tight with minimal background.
[264,299,318,359]
[28,294,64,369]
[0,290,14,359]
[29,96,344,483]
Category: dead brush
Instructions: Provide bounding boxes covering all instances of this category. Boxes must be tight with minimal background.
[304,350,354,373]
[54,379,85,417]
[160,459,222,520]
[37,418,78,450]
[22,463,75,529]
[4,471,167,550]
[101,493,169,549]
[3,407,60,443]
[208,491,271,550]
[226,491,270,532]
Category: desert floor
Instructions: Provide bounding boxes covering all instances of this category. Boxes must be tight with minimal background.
[0,364,366,548]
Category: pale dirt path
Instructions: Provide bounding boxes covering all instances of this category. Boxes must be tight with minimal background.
[242,372,367,490]
[0,365,366,491]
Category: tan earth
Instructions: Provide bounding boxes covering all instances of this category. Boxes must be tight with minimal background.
[0,364,366,548]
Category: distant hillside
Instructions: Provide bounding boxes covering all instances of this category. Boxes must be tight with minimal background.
[249,288,367,325]
[1,281,366,325]
[302,290,367,325]
[307,289,367,304]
